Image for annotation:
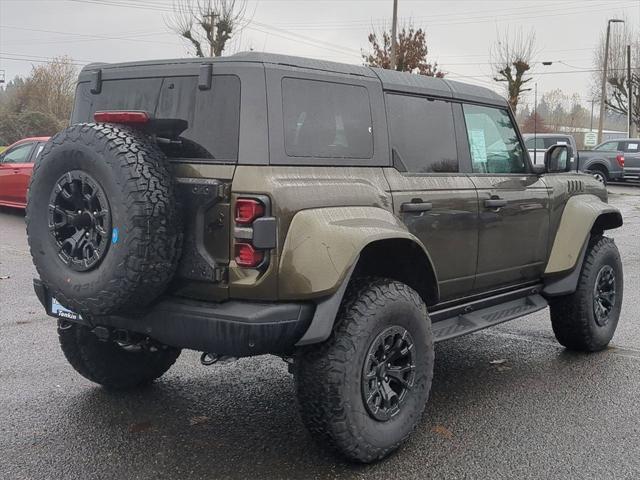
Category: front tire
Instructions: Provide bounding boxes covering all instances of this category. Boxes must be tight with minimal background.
[59,323,181,390]
[294,278,434,463]
[549,236,623,352]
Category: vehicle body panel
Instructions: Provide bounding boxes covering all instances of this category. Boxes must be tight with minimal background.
[545,193,621,274]
[467,174,551,291]
[383,170,478,301]
[619,139,640,179]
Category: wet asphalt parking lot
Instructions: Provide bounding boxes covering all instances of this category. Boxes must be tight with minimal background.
[1,183,639,479]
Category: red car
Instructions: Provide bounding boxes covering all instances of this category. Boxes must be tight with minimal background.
[0,137,50,209]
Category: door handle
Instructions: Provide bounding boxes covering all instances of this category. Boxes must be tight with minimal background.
[401,201,433,213]
[484,198,507,209]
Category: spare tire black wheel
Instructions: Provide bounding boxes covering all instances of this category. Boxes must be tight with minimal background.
[26,123,182,316]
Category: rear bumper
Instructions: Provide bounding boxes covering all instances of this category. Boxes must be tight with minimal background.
[34,279,314,357]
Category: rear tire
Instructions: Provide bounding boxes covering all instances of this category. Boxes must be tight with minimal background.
[590,167,608,185]
[59,323,180,390]
[294,277,434,463]
[549,236,623,352]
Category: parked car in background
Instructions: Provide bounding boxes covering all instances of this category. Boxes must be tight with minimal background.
[523,134,629,184]
[523,133,576,166]
[578,140,627,184]
[597,138,640,180]
[0,137,49,208]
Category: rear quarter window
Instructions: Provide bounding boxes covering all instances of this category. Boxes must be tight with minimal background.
[282,78,373,159]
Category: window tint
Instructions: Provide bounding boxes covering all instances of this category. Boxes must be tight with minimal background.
[2,143,33,163]
[92,78,164,113]
[525,137,544,149]
[463,104,526,174]
[155,75,240,161]
[386,94,458,173]
[282,78,373,159]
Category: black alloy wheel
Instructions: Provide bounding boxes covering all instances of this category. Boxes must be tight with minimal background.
[593,265,616,327]
[362,326,416,421]
[48,170,111,272]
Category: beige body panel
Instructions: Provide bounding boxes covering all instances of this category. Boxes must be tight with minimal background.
[278,206,431,300]
[545,194,620,274]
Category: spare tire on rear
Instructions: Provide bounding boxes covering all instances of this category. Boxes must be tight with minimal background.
[27,123,182,316]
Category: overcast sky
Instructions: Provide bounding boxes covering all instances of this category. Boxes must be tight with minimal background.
[1,0,639,107]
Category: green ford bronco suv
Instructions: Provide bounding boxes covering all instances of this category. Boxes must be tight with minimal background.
[27,53,623,463]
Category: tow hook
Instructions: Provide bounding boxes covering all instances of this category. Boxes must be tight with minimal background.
[200,352,238,366]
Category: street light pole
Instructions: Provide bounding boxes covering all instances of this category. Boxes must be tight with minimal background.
[627,44,632,137]
[390,0,398,70]
[597,19,625,144]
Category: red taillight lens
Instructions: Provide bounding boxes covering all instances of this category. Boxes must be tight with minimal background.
[94,111,150,124]
[616,154,625,167]
[235,198,265,225]
[235,242,264,268]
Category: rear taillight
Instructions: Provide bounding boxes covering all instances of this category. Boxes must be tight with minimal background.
[94,111,150,124]
[235,198,265,225]
[234,197,272,269]
[235,242,264,268]
[616,154,625,168]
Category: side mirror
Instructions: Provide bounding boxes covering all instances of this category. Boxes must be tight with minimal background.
[544,144,570,173]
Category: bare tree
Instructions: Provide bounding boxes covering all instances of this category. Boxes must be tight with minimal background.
[166,0,249,57]
[591,17,639,135]
[490,28,537,113]
[363,24,444,77]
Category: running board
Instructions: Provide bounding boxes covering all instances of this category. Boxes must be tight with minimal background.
[431,294,547,342]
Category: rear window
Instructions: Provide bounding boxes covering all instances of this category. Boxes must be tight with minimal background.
[74,75,240,163]
[282,78,373,159]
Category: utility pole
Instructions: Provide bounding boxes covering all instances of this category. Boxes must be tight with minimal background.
[627,44,632,137]
[589,99,596,131]
[203,11,217,57]
[390,0,398,70]
[597,18,624,144]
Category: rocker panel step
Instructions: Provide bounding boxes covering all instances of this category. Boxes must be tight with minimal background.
[432,294,548,342]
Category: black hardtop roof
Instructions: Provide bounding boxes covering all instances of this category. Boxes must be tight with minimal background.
[81,51,507,107]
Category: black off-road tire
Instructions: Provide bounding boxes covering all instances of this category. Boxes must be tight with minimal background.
[26,123,182,316]
[549,236,623,352]
[58,323,180,390]
[294,277,434,463]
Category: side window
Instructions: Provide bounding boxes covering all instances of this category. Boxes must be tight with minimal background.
[386,93,458,173]
[625,141,639,152]
[1,143,34,163]
[156,75,240,162]
[282,78,373,159]
[463,104,526,174]
[525,137,544,149]
[594,141,617,151]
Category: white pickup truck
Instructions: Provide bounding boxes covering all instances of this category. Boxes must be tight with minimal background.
[523,133,576,166]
